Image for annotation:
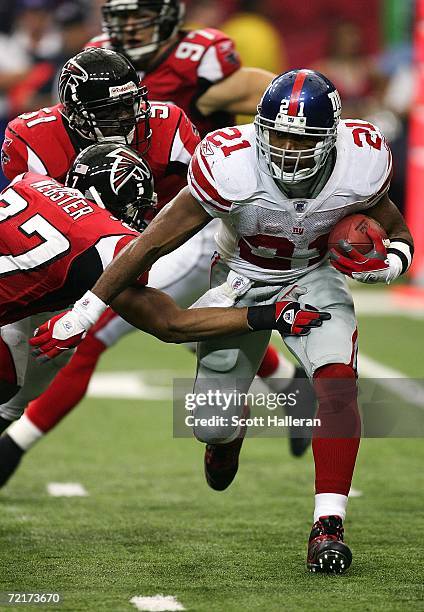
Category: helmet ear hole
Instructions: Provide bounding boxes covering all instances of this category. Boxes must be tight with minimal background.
[254,69,341,184]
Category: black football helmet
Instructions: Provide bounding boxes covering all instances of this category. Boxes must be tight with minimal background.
[66,143,157,232]
[59,47,151,150]
[102,0,185,65]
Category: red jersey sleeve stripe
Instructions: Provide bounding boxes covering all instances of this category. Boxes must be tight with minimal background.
[190,152,232,209]
[288,70,308,117]
[189,168,231,212]
[199,147,214,179]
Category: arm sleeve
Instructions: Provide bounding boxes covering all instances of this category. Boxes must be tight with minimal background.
[169,109,201,167]
[1,126,47,180]
[197,36,241,84]
[187,142,233,218]
[364,144,394,209]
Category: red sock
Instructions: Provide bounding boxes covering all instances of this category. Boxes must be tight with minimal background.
[257,345,280,378]
[26,334,106,433]
[312,364,360,496]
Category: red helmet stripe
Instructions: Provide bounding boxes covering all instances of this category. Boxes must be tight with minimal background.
[287,70,308,116]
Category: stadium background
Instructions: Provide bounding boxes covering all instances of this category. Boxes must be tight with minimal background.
[0,1,422,610]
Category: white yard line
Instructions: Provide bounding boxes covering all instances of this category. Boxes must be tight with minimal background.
[130,595,185,611]
[358,354,424,409]
[87,356,424,411]
[87,372,172,400]
[47,482,88,497]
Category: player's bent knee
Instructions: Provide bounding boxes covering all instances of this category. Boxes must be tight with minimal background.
[314,363,356,380]
[199,348,239,373]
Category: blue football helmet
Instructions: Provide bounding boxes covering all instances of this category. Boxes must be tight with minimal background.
[255,69,342,184]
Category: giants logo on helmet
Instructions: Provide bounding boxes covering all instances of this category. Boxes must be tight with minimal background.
[328,90,342,119]
[107,147,151,195]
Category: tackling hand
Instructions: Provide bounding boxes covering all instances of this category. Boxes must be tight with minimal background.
[247,287,331,336]
[30,291,107,362]
[329,227,399,283]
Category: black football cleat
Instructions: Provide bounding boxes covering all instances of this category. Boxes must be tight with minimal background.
[0,434,25,487]
[204,436,244,491]
[307,515,352,574]
[284,367,316,457]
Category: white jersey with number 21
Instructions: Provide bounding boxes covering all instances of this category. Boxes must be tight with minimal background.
[188,120,392,283]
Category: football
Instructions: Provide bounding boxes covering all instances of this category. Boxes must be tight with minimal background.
[328,214,388,255]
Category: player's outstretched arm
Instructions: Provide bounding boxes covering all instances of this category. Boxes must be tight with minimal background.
[96,187,211,305]
[196,67,275,117]
[111,286,250,343]
[30,288,331,359]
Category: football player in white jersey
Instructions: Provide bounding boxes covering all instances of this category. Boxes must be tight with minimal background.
[31,69,414,574]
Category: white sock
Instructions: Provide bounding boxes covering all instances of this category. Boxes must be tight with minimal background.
[7,414,43,451]
[314,493,348,523]
[264,355,296,392]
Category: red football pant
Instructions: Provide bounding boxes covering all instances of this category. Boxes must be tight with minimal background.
[312,363,361,496]
[25,328,283,434]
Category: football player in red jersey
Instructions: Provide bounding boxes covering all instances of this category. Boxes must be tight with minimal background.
[0,45,315,479]
[88,0,273,138]
[0,141,330,484]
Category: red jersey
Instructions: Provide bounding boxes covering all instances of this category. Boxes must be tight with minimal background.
[0,172,146,325]
[86,28,241,138]
[2,102,200,209]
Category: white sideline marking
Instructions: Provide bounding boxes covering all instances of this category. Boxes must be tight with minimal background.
[47,482,88,497]
[87,372,171,400]
[348,487,363,498]
[130,595,185,611]
[358,354,424,409]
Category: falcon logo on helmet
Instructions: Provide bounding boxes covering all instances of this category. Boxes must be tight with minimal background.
[58,59,89,104]
[107,147,151,195]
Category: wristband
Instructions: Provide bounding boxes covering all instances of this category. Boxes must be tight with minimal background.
[247,304,275,331]
[387,240,413,275]
[74,290,108,327]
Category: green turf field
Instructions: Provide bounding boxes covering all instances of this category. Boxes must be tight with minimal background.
[0,290,423,611]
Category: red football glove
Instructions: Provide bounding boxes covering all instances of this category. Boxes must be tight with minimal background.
[29,311,88,362]
[30,291,107,362]
[329,226,394,283]
[247,286,331,336]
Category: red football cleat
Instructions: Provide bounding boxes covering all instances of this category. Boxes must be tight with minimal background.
[204,407,248,491]
[307,515,352,574]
